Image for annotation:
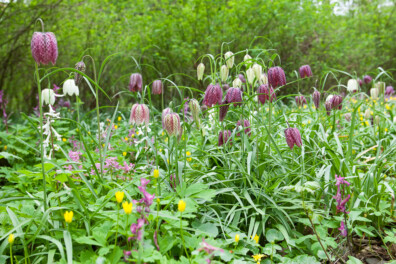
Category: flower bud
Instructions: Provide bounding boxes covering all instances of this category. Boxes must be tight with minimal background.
[197,63,205,80]
[344,113,352,122]
[129,104,149,126]
[225,87,243,106]
[257,84,275,104]
[31,32,58,65]
[375,82,386,95]
[246,68,255,84]
[299,65,312,78]
[152,80,163,95]
[41,88,55,105]
[63,79,79,96]
[189,99,200,128]
[220,65,229,83]
[347,79,359,93]
[74,61,86,85]
[218,130,232,146]
[219,102,229,122]
[8,234,15,244]
[244,54,252,63]
[252,63,262,80]
[238,74,246,84]
[129,73,143,92]
[313,90,320,109]
[385,86,394,96]
[332,95,343,110]
[374,116,380,125]
[233,78,243,88]
[295,95,307,107]
[284,127,302,150]
[364,109,371,120]
[170,173,180,190]
[259,73,268,85]
[236,119,251,136]
[203,84,222,107]
[358,79,363,87]
[224,51,234,68]
[268,66,286,88]
[161,108,173,129]
[325,101,332,116]
[163,113,182,137]
[370,88,379,100]
[363,75,372,84]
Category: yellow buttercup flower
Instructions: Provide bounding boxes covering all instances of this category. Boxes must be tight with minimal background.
[64,211,73,224]
[88,131,91,135]
[125,137,128,141]
[102,143,105,147]
[178,200,186,212]
[162,131,165,136]
[122,152,127,156]
[303,105,307,109]
[62,138,67,142]
[136,131,139,135]
[153,169,159,178]
[118,116,122,121]
[115,191,124,203]
[186,151,191,156]
[187,157,192,162]
[251,234,259,243]
[385,128,388,132]
[235,234,240,243]
[122,201,133,214]
[365,121,369,126]
[131,134,135,138]
[252,254,265,262]
[8,234,14,244]
[167,159,169,164]
[4,145,7,151]
[114,125,118,129]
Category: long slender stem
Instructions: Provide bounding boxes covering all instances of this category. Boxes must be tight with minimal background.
[10,246,13,264]
[115,204,119,248]
[180,212,190,262]
[35,63,47,212]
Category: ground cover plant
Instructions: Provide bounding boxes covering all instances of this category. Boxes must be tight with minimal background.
[0,18,396,264]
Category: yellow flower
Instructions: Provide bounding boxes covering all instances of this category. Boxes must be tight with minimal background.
[373,100,377,104]
[122,201,133,214]
[365,121,369,126]
[303,105,307,109]
[186,151,191,156]
[162,131,165,136]
[251,234,259,243]
[102,143,105,147]
[136,131,139,135]
[125,137,128,141]
[115,191,124,203]
[76,128,79,132]
[167,159,169,164]
[153,169,159,178]
[386,104,390,110]
[88,131,91,135]
[114,125,118,129]
[8,234,14,244]
[385,128,388,132]
[187,157,192,162]
[62,138,67,142]
[122,152,127,157]
[131,134,135,138]
[252,254,265,262]
[370,111,373,115]
[308,120,311,124]
[360,117,363,121]
[118,116,122,121]
[165,137,168,143]
[159,149,162,153]
[178,200,186,212]
[235,234,240,243]
[4,145,7,151]
[64,211,73,224]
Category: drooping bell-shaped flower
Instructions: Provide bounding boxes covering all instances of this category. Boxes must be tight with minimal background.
[325,100,332,116]
[385,86,394,96]
[41,88,56,105]
[243,54,252,63]
[259,73,268,85]
[313,90,320,109]
[197,63,205,80]
[129,104,149,126]
[74,61,86,86]
[375,82,386,95]
[152,80,162,95]
[31,32,58,65]
[364,109,371,120]
[224,51,234,68]
[163,113,182,137]
[299,65,312,78]
[189,99,201,128]
[268,66,286,88]
[233,78,242,88]
[161,108,173,129]
[236,119,251,136]
[222,83,230,91]
[63,79,79,96]
[129,73,143,92]
[295,95,307,107]
[344,113,352,122]
[220,65,229,83]
[374,116,380,125]
[358,79,363,87]
[203,84,222,107]
[347,79,359,93]
[252,63,262,80]
[238,74,246,84]
[363,75,372,84]
[331,95,343,110]
[370,88,379,100]
[225,87,243,106]
[246,68,255,84]
[284,127,302,150]
[257,84,276,104]
[218,130,232,146]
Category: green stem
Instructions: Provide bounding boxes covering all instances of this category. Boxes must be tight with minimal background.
[35,63,47,212]
[10,245,13,264]
[180,212,190,262]
[115,204,119,248]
